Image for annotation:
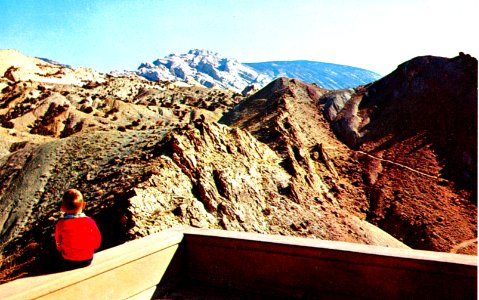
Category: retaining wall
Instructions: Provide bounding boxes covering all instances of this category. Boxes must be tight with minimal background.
[0,227,476,299]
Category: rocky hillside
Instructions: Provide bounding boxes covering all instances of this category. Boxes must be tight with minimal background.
[135,49,381,92]
[245,60,381,89]
[221,53,478,254]
[325,53,478,251]
[0,50,476,280]
[136,49,272,93]
[0,49,105,86]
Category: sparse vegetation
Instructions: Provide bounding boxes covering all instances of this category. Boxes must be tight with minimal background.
[0,243,35,283]
[0,49,476,282]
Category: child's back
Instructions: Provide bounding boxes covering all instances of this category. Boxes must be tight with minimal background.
[55,214,101,262]
[55,189,101,270]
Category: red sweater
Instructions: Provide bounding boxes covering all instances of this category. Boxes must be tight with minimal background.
[55,215,101,261]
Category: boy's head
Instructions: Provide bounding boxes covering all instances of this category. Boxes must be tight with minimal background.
[61,189,85,214]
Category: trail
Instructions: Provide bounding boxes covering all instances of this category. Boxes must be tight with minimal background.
[356,150,439,180]
[450,238,477,254]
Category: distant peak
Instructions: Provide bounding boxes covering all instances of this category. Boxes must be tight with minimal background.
[188,49,218,56]
[136,49,383,91]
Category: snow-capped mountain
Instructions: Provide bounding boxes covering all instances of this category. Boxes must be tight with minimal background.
[136,49,382,92]
[136,49,272,92]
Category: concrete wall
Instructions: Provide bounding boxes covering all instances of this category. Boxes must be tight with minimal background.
[182,228,477,300]
[0,230,184,300]
[0,227,476,299]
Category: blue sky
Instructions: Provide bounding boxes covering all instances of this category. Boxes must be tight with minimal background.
[1,0,477,75]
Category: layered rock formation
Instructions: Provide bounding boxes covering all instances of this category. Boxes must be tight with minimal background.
[324,53,478,251]
[221,53,478,253]
[0,50,476,280]
[0,49,105,86]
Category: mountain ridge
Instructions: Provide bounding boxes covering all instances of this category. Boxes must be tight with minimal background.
[2,48,382,92]
[136,49,272,92]
[220,53,477,252]
[245,60,381,90]
[0,49,476,281]
[135,49,381,92]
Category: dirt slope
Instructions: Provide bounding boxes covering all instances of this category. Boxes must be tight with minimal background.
[0,51,408,279]
[0,50,476,280]
[221,53,477,254]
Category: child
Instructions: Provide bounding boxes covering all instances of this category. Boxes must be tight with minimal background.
[55,189,101,270]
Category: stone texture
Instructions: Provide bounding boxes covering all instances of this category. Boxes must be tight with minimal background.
[0,51,476,281]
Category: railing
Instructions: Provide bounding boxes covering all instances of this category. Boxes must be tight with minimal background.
[0,227,476,299]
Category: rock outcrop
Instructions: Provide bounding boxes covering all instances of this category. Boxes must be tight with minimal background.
[0,50,476,280]
[321,54,478,252]
[221,53,478,254]
[136,49,272,93]
[135,49,382,92]
[0,49,105,86]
